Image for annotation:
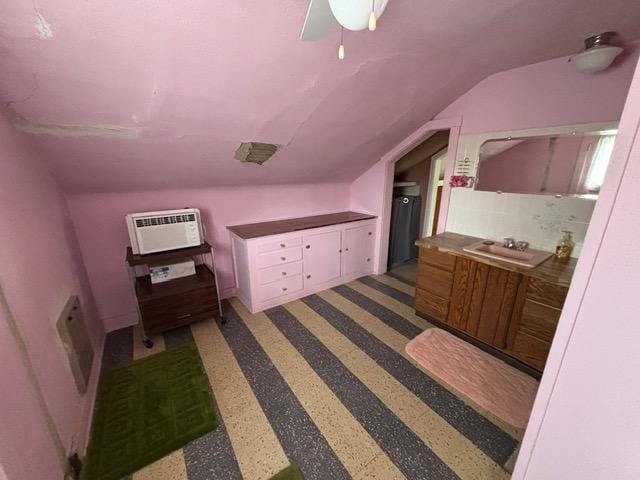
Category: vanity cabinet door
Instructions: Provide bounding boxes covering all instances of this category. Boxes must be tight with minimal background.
[342,224,375,276]
[302,230,342,287]
[447,258,521,349]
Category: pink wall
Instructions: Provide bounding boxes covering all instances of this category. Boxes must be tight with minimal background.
[66,183,351,331]
[0,111,103,478]
[438,43,639,133]
[351,46,639,270]
[515,56,640,480]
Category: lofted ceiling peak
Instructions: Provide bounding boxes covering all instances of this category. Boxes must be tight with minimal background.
[1,0,640,193]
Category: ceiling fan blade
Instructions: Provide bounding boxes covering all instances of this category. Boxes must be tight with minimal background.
[300,0,334,41]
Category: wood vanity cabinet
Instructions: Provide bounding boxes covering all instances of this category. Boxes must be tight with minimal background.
[415,246,568,373]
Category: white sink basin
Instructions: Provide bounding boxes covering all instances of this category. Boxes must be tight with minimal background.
[463,240,553,268]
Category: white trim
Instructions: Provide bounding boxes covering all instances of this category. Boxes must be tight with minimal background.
[376,117,462,273]
[423,149,447,236]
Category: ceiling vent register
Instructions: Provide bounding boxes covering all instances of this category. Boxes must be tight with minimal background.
[234,142,280,165]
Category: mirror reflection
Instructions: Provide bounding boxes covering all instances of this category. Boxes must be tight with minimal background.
[475,131,617,197]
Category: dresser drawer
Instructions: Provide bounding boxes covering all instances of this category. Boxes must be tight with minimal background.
[420,247,456,272]
[526,277,568,310]
[416,264,454,299]
[259,275,303,301]
[257,246,302,268]
[510,330,551,371]
[257,236,302,253]
[414,287,449,321]
[259,261,303,285]
[139,286,218,333]
[519,299,561,343]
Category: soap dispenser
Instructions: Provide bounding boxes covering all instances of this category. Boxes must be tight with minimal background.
[555,230,574,260]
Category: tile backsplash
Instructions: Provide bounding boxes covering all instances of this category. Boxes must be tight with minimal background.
[446,188,595,257]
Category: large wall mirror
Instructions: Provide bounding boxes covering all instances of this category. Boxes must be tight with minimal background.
[475,129,617,197]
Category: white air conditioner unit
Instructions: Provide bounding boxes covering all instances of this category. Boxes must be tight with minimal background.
[125,208,203,255]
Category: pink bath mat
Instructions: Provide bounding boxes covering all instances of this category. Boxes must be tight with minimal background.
[406,328,539,429]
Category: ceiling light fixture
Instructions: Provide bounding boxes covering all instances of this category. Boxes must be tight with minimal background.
[571,31,623,73]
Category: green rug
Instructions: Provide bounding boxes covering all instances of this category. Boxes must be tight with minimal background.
[84,342,218,480]
[270,464,305,480]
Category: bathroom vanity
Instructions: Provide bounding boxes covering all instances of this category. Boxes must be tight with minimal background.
[229,211,376,313]
[414,232,576,376]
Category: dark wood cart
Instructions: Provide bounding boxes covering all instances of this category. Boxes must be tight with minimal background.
[125,241,224,347]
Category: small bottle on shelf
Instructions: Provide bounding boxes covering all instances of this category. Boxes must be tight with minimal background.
[555,230,574,260]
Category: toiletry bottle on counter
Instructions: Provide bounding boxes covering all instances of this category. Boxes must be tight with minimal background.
[555,231,574,260]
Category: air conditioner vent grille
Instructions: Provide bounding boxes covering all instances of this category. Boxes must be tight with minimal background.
[234,142,279,165]
[135,214,196,228]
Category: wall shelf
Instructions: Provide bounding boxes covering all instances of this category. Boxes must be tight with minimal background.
[393,181,418,187]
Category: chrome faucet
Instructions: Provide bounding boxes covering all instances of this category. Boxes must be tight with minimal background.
[503,238,529,251]
[503,237,516,249]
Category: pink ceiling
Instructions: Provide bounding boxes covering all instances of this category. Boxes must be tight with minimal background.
[2,0,640,193]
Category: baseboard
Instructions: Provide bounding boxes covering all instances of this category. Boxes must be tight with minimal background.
[220,286,237,299]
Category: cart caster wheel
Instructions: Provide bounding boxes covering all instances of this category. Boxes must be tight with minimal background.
[142,339,154,349]
[220,316,227,325]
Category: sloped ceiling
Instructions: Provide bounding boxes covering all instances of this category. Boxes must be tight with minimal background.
[2,0,640,193]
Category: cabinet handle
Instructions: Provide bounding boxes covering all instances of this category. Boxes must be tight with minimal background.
[281,257,286,261]
[176,313,192,320]
[306,275,311,279]
[282,271,287,276]
[305,245,310,249]
[280,243,286,248]
[282,287,288,292]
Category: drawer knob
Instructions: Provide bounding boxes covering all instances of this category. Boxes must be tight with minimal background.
[345,247,349,251]
[282,287,288,292]
[305,245,310,249]
[281,257,286,261]
[282,271,287,276]
[280,243,286,248]
[367,258,371,262]
[306,275,311,279]
[339,249,342,253]
[368,232,372,235]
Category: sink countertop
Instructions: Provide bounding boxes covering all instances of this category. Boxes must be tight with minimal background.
[416,232,577,287]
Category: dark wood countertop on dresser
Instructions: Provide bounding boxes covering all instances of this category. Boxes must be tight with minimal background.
[416,232,577,287]
[227,211,376,239]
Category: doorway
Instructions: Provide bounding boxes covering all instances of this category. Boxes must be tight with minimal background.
[387,130,449,281]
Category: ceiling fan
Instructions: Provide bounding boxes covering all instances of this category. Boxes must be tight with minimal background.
[300,0,390,41]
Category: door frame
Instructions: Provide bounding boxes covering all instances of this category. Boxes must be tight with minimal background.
[377,117,462,274]
[422,148,447,236]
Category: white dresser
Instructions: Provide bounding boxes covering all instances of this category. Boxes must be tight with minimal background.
[228,212,377,313]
